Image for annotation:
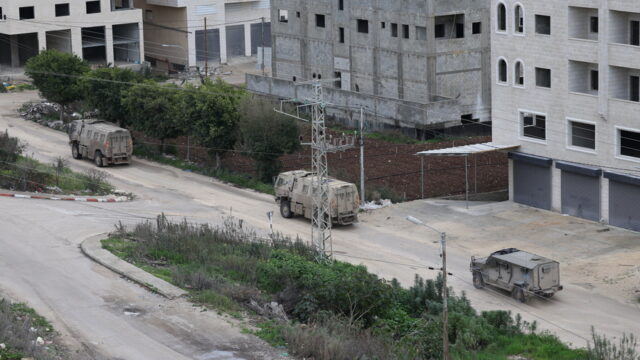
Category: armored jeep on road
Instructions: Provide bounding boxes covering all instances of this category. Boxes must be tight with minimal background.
[68,120,133,167]
[274,170,360,225]
[470,248,563,303]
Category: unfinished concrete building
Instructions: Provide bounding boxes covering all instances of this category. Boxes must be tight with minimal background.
[247,0,491,137]
[133,0,271,73]
[0,0,144,72]
[492,0,640,231]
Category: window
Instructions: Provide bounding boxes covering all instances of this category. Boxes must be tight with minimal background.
[416,26,427,40]
[355,84,360,92]
[86,1,101,14]
[631,21,640,46]
[316,14,325,28]
[631,76,640,102]
[435,24,445,38]
[338,0,344,11]
[381,22,386,29]
[0,7,3,20]
[514,4,524,34]
[536,67,551,88]
[296,11,300,18]
[402,24,409,39]
[569,120,596,150]
[391,23,398,37]
[357,19,368,34]
[19,6,35,19]
[497,3,507,32]
[521,112,546,140]
[334,72,342,89]
[590,16,599,33]
[498,58,508,83]
[515,61,524,86]
[590,70,599,91]
[55,3,70,17]
[456,22,464,38]
[535,15,551,35]
[472,22,482,34]
[145,9,153,20]
[619,128,640,158]
[278,9,288,23]
[339,27,345,43]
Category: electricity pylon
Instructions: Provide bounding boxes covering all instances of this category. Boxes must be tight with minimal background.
[275,79,354,259]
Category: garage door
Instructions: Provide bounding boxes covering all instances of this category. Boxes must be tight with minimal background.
[195,29,220,62]
[226,25,245,57]
[557,161,601,221]
[509,152,552,210]
[605,171,640,231]
[251,22,271,55]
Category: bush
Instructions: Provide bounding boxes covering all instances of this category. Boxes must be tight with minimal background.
[0,130,24,167]
[587,327,640,360]
[82,168,110,194]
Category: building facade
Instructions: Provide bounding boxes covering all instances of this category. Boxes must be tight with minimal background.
[248,0,491,136]
[133,0,271,72]
[492,0,640,231]
[0,0,144,70]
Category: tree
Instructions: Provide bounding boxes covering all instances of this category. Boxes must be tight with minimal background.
[238,97,301,183]
[122,81,182,152]
[177,79,245,168]
[24,50,90,121]
[82,67,143,126]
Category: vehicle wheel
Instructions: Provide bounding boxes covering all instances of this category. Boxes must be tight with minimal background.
[72,143,82,160]
[473,272,484,289]
[280,200,293,218]
[94,151,104,167]
[512,287,526,303]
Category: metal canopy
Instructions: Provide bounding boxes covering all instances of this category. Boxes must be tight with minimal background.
[416,142,520,157]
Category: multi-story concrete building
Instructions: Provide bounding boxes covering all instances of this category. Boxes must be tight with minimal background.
[0,0,144,71]
[492,0,640,231]
[133,0,271,73]
[247,0,491,136]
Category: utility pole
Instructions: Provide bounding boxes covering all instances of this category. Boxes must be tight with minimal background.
[441,231,449,360]
[359,107,365,205]
[204,17,208,77]
[261,16,266,77]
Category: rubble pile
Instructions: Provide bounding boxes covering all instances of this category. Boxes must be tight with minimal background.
[20,102,98,131]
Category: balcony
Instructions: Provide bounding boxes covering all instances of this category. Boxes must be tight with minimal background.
[609,65,640,102]
[568,6,599,41]
[569,60,599,96]
[145,0,186,7]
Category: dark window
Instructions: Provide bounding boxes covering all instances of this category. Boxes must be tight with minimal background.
[338,0,344,11]
[515,5,524,33]
[55,3,70,17]
[472,22,482,34]
[292,76,297,81]
[86,1,101,14]
[316,14,325,28]
[536,67,551,88]
[402,24,409,39]
[535,15,551,35]
[631,75,640,102]
[590,70,599,91]
[19,6,35,19]
[570,121,595,149]
[497,3,506,31]
[515,61,524,86]
[522,113,546,140]
[339,27,345,43]
[381,22,386,29]
[435,24,445,38]
[296,11,300,18]
[620,129,640,158]
[631,21,640,46]
[498,59,508,83]
[355,84,360,92]
[278,9,288,22]
[334,71,342,89]
[590,16,598,33]
[391,23,398,37]
[456,22,464,38]
[357,19,368,33]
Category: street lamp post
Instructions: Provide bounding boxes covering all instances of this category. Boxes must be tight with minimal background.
[406,216,449,360]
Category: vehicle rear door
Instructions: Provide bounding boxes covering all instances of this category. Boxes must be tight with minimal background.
[537,262,559,290]
[110,133,128,155]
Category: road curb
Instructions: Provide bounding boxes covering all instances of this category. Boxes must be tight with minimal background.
[80,233,187,300]
[0,192,129,202]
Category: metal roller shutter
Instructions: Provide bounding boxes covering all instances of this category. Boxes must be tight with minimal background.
[195,29,220,62]
[605,171,640,231]
[557,161,601,222]
[226,24,245,57]
[509,152,552,210]
[251,22,271,55]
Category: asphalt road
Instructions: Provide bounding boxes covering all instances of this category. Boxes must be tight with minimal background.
[1,92,639,357]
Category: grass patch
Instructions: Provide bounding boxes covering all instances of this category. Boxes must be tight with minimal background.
[251,321,287,348]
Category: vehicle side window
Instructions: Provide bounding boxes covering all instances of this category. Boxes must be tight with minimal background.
[94,133,99,140]
[100,134,105,142]
[303,185,309,194]
[277,178,284,186]
[87,130,92,138]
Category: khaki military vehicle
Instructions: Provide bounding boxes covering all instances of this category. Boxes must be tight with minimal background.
[274,170,360,225]
[68,120,133,167]
[470,248,563,303]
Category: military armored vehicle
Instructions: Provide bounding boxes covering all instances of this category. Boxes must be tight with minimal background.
[68,120,133,167]
[470,248,563,303]
[274,170,360,225]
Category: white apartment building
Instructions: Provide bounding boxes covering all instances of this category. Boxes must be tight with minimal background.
[492,0,640,231]
[133,0,271,72]
[0,0,144,70]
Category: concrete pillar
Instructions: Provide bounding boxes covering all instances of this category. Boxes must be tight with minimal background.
[600,176,609,223]
[187,27,196,67]
[244,22,252,57]
[551,165,562,213]
[508,159,514,201]
[71,27,83,59]
[219,26,227,64]
[37,31,47,51]
[138,22,145,63]
[10,35,20,67]
[105,26,114,65]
